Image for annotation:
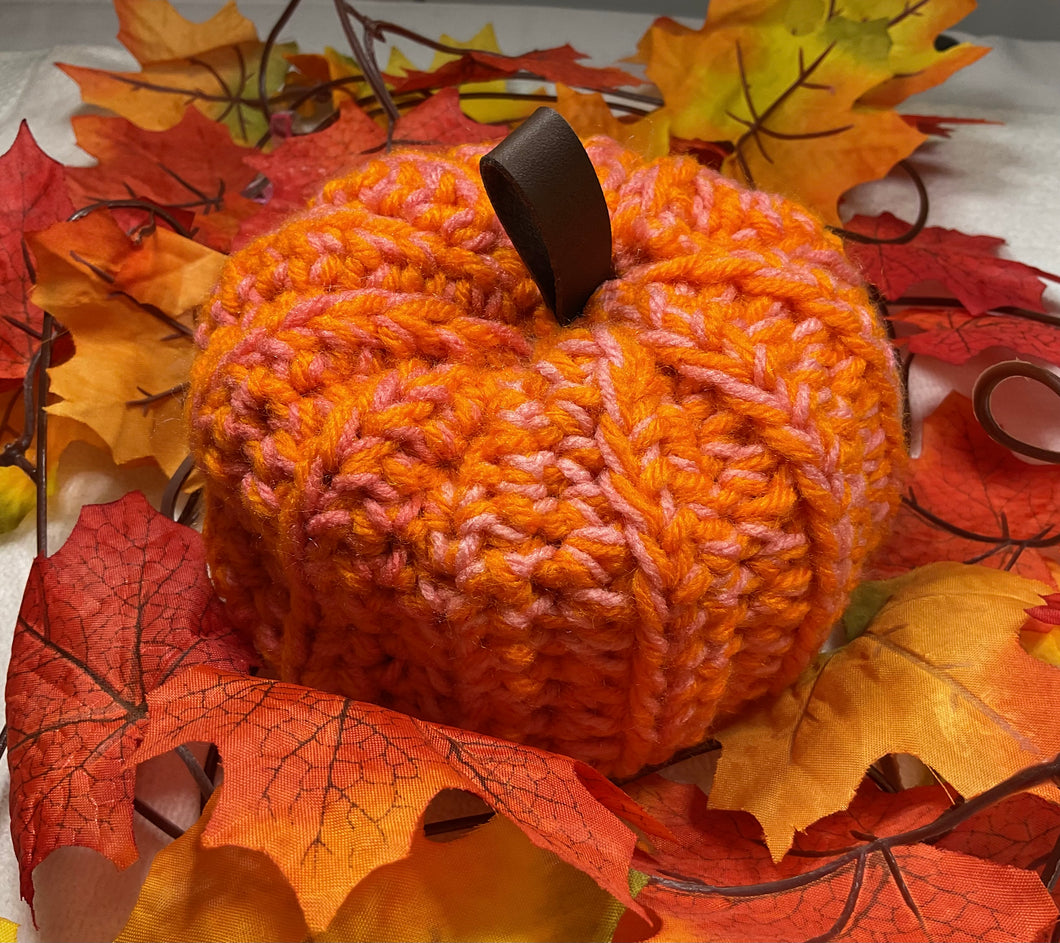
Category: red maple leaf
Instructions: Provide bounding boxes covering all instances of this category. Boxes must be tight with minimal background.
[393,87,507,144]
[388,44,640,95]
[238,93,505,247]
[844,212,1055,315]
[5,492,255,911]
[135,665,662,933]
[65,107,258,252]
[894,306,1060,365]
[0,122,75,384]
[868,393,1060,584]
[1027,593,1060,626]
[238,103,386,246]
[615,776,1057,942]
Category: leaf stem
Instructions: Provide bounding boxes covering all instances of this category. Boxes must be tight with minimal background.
[333,0,400,136]
[175,744,216,801]
[650,753,1060,899]
[133,796,185,840]
[35,312,53,558]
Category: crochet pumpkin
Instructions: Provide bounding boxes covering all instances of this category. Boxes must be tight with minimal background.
[188,136,904,778]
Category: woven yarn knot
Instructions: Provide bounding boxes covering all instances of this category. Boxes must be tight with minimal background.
[189,137,905,778]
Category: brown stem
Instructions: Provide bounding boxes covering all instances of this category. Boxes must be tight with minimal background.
[35,312,53,558]
[832,161,930,245]
[333,0,400,135]
[259,0,305,124]
[651,753,1060,898]
[133,796,185,840]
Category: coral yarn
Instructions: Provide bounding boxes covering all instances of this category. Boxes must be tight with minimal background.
[189,137,904,778]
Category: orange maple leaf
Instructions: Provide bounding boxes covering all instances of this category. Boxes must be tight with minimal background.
[27,212,224,475]
[707,563,1060,859]
[113,0,257,64]
[65,108,260,252]
[58,0,290,145]
[117,790,629,942]
[134,665,661,934]
[614,776,1058,942]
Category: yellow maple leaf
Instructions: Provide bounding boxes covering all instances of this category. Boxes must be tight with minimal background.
[0,917,16,942]
[850,0,990,107]
[554,84,671,158]
[636,0,927,222]
[114,0,258,65]
[709,562,1060,859]
[117,793,626,942]
[1023,627,1060,668]
[27,215,223,477]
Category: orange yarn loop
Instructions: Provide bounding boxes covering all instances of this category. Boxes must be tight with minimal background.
[189,138,905,778]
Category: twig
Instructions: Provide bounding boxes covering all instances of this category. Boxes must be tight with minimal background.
[176,744,216,802]
[133,796,185,840]
[35,313,53,558]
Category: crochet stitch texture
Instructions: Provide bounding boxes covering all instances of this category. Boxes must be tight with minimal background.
[189,137,905,778]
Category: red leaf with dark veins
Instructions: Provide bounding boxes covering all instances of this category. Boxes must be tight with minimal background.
[614,777,1057,943]
[134,665,661,933]
[893,306,1060,365]
[867,393,1060,584]
[5,492,255,913]
[844,212,1055,315]
[388,44,640,95]
[393,88,507,145]
[0,121,75,384]
[65,108,259,252]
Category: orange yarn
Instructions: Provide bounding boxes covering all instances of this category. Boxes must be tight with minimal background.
[189,138,905,778]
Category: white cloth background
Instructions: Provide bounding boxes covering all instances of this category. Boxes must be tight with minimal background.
[0,3,1056,939]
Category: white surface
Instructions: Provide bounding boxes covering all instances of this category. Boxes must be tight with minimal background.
[0,3,1057,940]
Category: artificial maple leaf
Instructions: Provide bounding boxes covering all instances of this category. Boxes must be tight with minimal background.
[388,43,639,96]
[0,122,75,384]
[390,24,540,127]
[554,85,671,158]
[1029,593,1060,625]
[27,212,222,475]
[893,306,1060,365]
[636,0,926,222]
[117,792,627,943]
[614,776,1057,942]
[238,103,388,245]
[850,0,990,108]
[238,91,507,245]
[394,87,508,145]
[901,114,1001,137]
[59,43,293,147]
[707,562,1060,859]
[134,665,660,934]
[283,50,366,117]
[939,791,1060,880]
[845,212,1054,315]
[114,0,257,64]
[869,393,1060,583]
[65,108,259,252]
[5,492,254,911]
